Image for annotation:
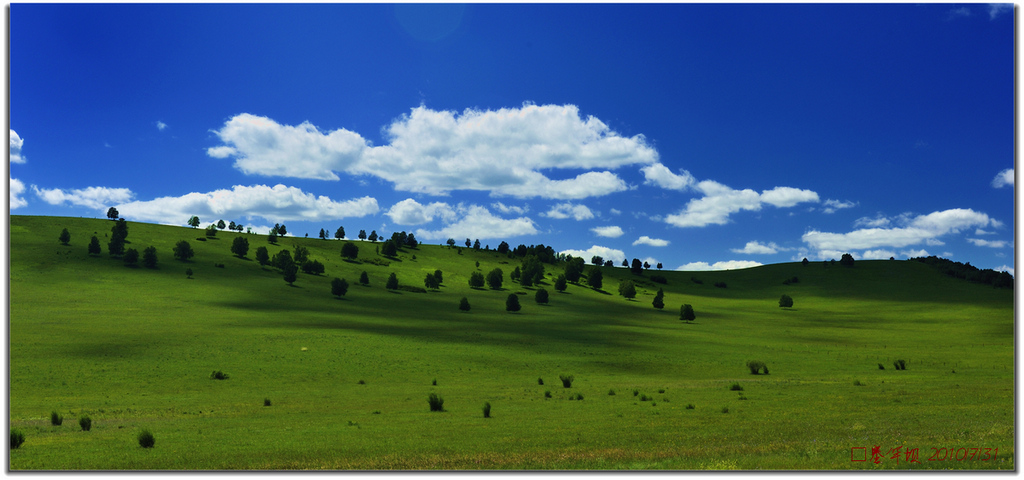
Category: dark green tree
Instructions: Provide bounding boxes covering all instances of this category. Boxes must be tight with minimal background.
[58,228,71,245]
[469,271,486,288]
[591,255,603,266]
[341,242,359,260]
[446,238,456,248]
[293,245,309,265]
[630,258,643,275]
[88,236,101,255]
[643,261,651,270]
[283,263,298,285]
[107,234,126,257]
[652,288,665,309]
[123,248,139,266]
[486,268,504,290]
[188,215,200,228]
[680,304,696,323]
[231,236,249,258]
[205,225,217,237]
[424,272,440,290]
[473,239,480,249]
[433,269,443,285]
[335,226,346,240]
[801,258,809,266]
[107,207,119,220]
[255,246,270,267]
[229,221,237,231]
[331,277,349,298]
[657,263,663,270]
[554,274,567,292]
[358,229,367,241]
[622,259,628,267]
[506,293,521,312]
[368,230,378,242]
[381,239,398,257]
[840,253,855,267]
[497,241,510,254]
[564,256,584,284]
[268,229,278,244]
[386,272,399,290]
[359,271,370,285]
[142,246,158,269]
[216,219,226,230]
[535,288,549,304]
[406,233,418,248]
[301,260,325,275]
[604,260,613,267]
[511,266,521,282]
[459,296,471,311]
[520,256,544,287]
[173,241,194,262]
[587,267,603,290]
[465,238,472,248]
[272,250,294,270]
[278,224,288,236]
[779,294,794,308]
[618,279,637,299]
[112,218,128,241]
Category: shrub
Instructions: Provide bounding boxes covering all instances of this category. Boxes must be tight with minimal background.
[506,293,521,312]
[685,404,695,410]
[878,363,885,370]
[482,402,491,418]
[123,248,139,266]
[572,393,584,401]
[185,268,193,279]
[469,271,486,288]
[640,394,651,401]
[897,359,907,370]
[10,429,25,449]
[398,285,427,294]
[779,294,794,308]
[721,407,729,414]
[458,297,471,311]
[142,246,158,269]
[487,268,504,290]
[264,398,271,407]
[79,416,92,431]
[535,288,549,304]
[690,277,703,285]
[729,383,743,391]
[853,380,863,386]
[359,271,370,285]
[632,389,639,397]
[544,390,552,398]
[210,370,229,380]
[50,411,63,426]
[559,374,574,388]
[652,288,665,310]
[618,279,637,299]
[747,360,766,375]
[331,278,349,298]
[893,361,900,370]
[608,389,616,395]
[173,240,194,262]
[214,263,225,268]
[537,378,544,385]
[386,272,399,290]
[427,393,445,412]
[658,388,666,394]
[357,379,366,385]
[231,236,249,258]
[138,429,155,448]
[680,304,696,323]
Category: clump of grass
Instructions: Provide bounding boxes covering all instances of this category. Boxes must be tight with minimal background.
[640,394,652,402]
[559,374,574,388]
[357,379,365,385]
[632,389,639,397]
[372,410,381,415]
[658,388,666,394]
[50,411,63,426]
[138,429,155,448]
[263,398,271,407]
[897,359,907,370]
[729,383,744,391]
[853,380,864,386]
[878,363,885,370]
[427,393,445,412]
[721,407,729,414]
[686,404,695,410]
[482,402,491,418]
[210,370,229,380]
[432,378,437,386]
[544,390,552,399]
[571,393,584,400]
[537,378,544,385]
[738,395,748,400]
[79,416,92,431]
[608,389,616,396]
[10,430,25,449]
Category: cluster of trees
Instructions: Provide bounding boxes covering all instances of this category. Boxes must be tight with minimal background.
[79,218,159,269]
[910,256,1013,289]
[188,216,247,233]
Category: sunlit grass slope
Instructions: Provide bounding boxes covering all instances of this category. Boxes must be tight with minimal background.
[9,215,1014,470]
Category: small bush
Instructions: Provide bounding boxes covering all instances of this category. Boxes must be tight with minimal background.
[608,389,616,396]
[559,374,574,388]
[738,395,748,400]
[572,393,584,401]
[357,379,366,385]
[50,411,63,426]
[658,388,665,394]
[685,404,695,410]
[458,297,471,312]
[640,394,651,402]
[10,429,25,449]
[878,363,885,370]
[721,407,729,414]
[79,416,92,431]
[632,389,639,397]
[482,402,491,418]
[138,429,155,448]
[691,277,703,285]
[210,370,229,380]
[853,380,863,386]
[537,378,544,385]
[264,398,272,407]
[398,285,427,294]
[779,294,794,308]
[729,383,743,391]
[214,263,225,268]
[427,393,445,412]
[747,360,766,375]
[544,390,552,398]
[897,359,906,370]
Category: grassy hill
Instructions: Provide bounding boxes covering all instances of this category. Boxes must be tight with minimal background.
[8,215,1014,470]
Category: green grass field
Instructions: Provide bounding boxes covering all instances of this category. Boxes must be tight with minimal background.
[8,215,1014,470]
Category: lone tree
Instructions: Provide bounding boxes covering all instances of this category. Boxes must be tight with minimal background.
[587,267,603,290]
[486,268,504,290]
[341,242,359,260]
[554,274,567,293]
[123,248,139,266]
[188,216,201,228]
[630,258,643,275]
[255,246,270,267]
[446,238,456,248]
[657,263,663,270]
[840,253,855,267]
[59,228,71,246]
[424,272,440,290]
[88,236,102,255]
[173,240,195,262]
[359,271,370,285]
[335,226,345,240]
[680,304,696,323]
[459,296,471,311]
[652,288,665,309]
[331,277,349,298]
[368,230,378,242]
[216,219,226,230]
[142,246,158,269]
[231,236,249,258]
[779,294,794,308]
[386,272,399,290]
[106,207,119,220]
[618,279,637,299]
[358,229,367,241]
[506,293,521,312]
[591,255,604,266]
[535,288,549,304]
[282,264,298,286]
[469,271,486,288]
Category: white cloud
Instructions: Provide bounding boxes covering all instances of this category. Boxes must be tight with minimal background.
[925,238,946,246]
[640,257,659,269]
[632,235,669,247]
[543,202,596,221]
[414,204,537,241]
[33,185,135,210]
[731,241,781,255]
[676,260,762,271]
[900,249,930,258]
[822,199,857,214]
[967,238,1009,248]
[609,208,621,215]
[491,202,528,215]
[385,198,457,225]
[665,180,819,228]
[854,214,891,228]
[947,6,972,19]
[10,178,27,209]
[208,104,657,199]
[861,249,896,260]
[975,228,994,235]
[989,3,1012,19]
[803,208,994,251]
[156,121,168,131]
[987,167,1011,188]
[10,129,25,164]
[640,163,696,191]
[591,225,625,238]
[994,264,1014,276]
[114,184,379,225]
[559,245,626,265]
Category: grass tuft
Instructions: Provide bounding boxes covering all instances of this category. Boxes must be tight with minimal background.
[137,430,155,448]
[729,383,743,391]
[79,416,92,431]
[50,411,63,426]
[10,430,25,449]
[483,402,491,418]
[210,370,229,380]
[428,393,445,412]
[559,374,574,388]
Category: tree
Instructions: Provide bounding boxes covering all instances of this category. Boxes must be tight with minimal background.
[106,207,119,220]
[301,260,325,275]
[680,304,695,323]
[486,268,504,290]
[107,234,125,257]
[358,229,367,241]
[406,233,418,248]
[58,228,71,245]
[587,267,603,290]
[511,266,521,282]
[293,245,309,265]
[652,288,665,309]
[618,279,637,299]
[465,238,472,248]
[272,250,294,271]
[446,238,456,248]
[341,242,359,260]
[229,221,237,231]
[268,229,278,244]
[331,278,349,298]
[622,259,628,267]
[520,256,544,287]
[255,246,270,267]
[564,257,584,284]
[630,258,643,275]
[335,226,346,240]
[473,239,480,249]
[173,240,194,262]
[433,269,443,285]
[591,255,604,266]
[801,258,809,266]
[186,267,193,279]
[278,224,288,237]
[779,294,794,308]
[469,271,486,288]
[459,297,471,311]
[381,239,398,257]
[386,272,399,290]
[359,271,370,285]
[643,261,651,270]
[840,253,855,267]
[554,274,567,292]
[368,230,378,242]
[216,219,226,230]
[497,241,510,254]
[282,264,298,286]
[657,263,663,270]
[506,293,521,312]
[112,218,128,240]
[88,236,101,255]
[231,236,249,258]
[188,216,200,228]
[142,246,158,268]
[319,228,327,240]
[535,288,549,304]
[424,273,439,290]
[123,248,139,266]
[205,225,218,237]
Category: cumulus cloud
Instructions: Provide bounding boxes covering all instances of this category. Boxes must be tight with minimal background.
[731,241,782,255]
[861,249,896,260]
[10,178,27,209]
[664,180,818,228]
[632,235,669,247]
[591,225,624,238]
[33,185,135,210]
[760,186,820,208]
[987,167,1011,188]
[491,202,528,215]
[543,202,596,220]
[114,184,378,225]
[559,245,626,265]
[208,104,657,199]
[854,214,891,228]
[385,198,456,225]
[676,260,762,271]
[900,249,930,258]
[802,208,995,251]
[822,199,857,214]
[640,163,696,191]
[967,238,1009,248]
[10,129,25,164]
[414,204,537,241]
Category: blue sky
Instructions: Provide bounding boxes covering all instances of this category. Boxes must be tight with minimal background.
[9,3,1015,273]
